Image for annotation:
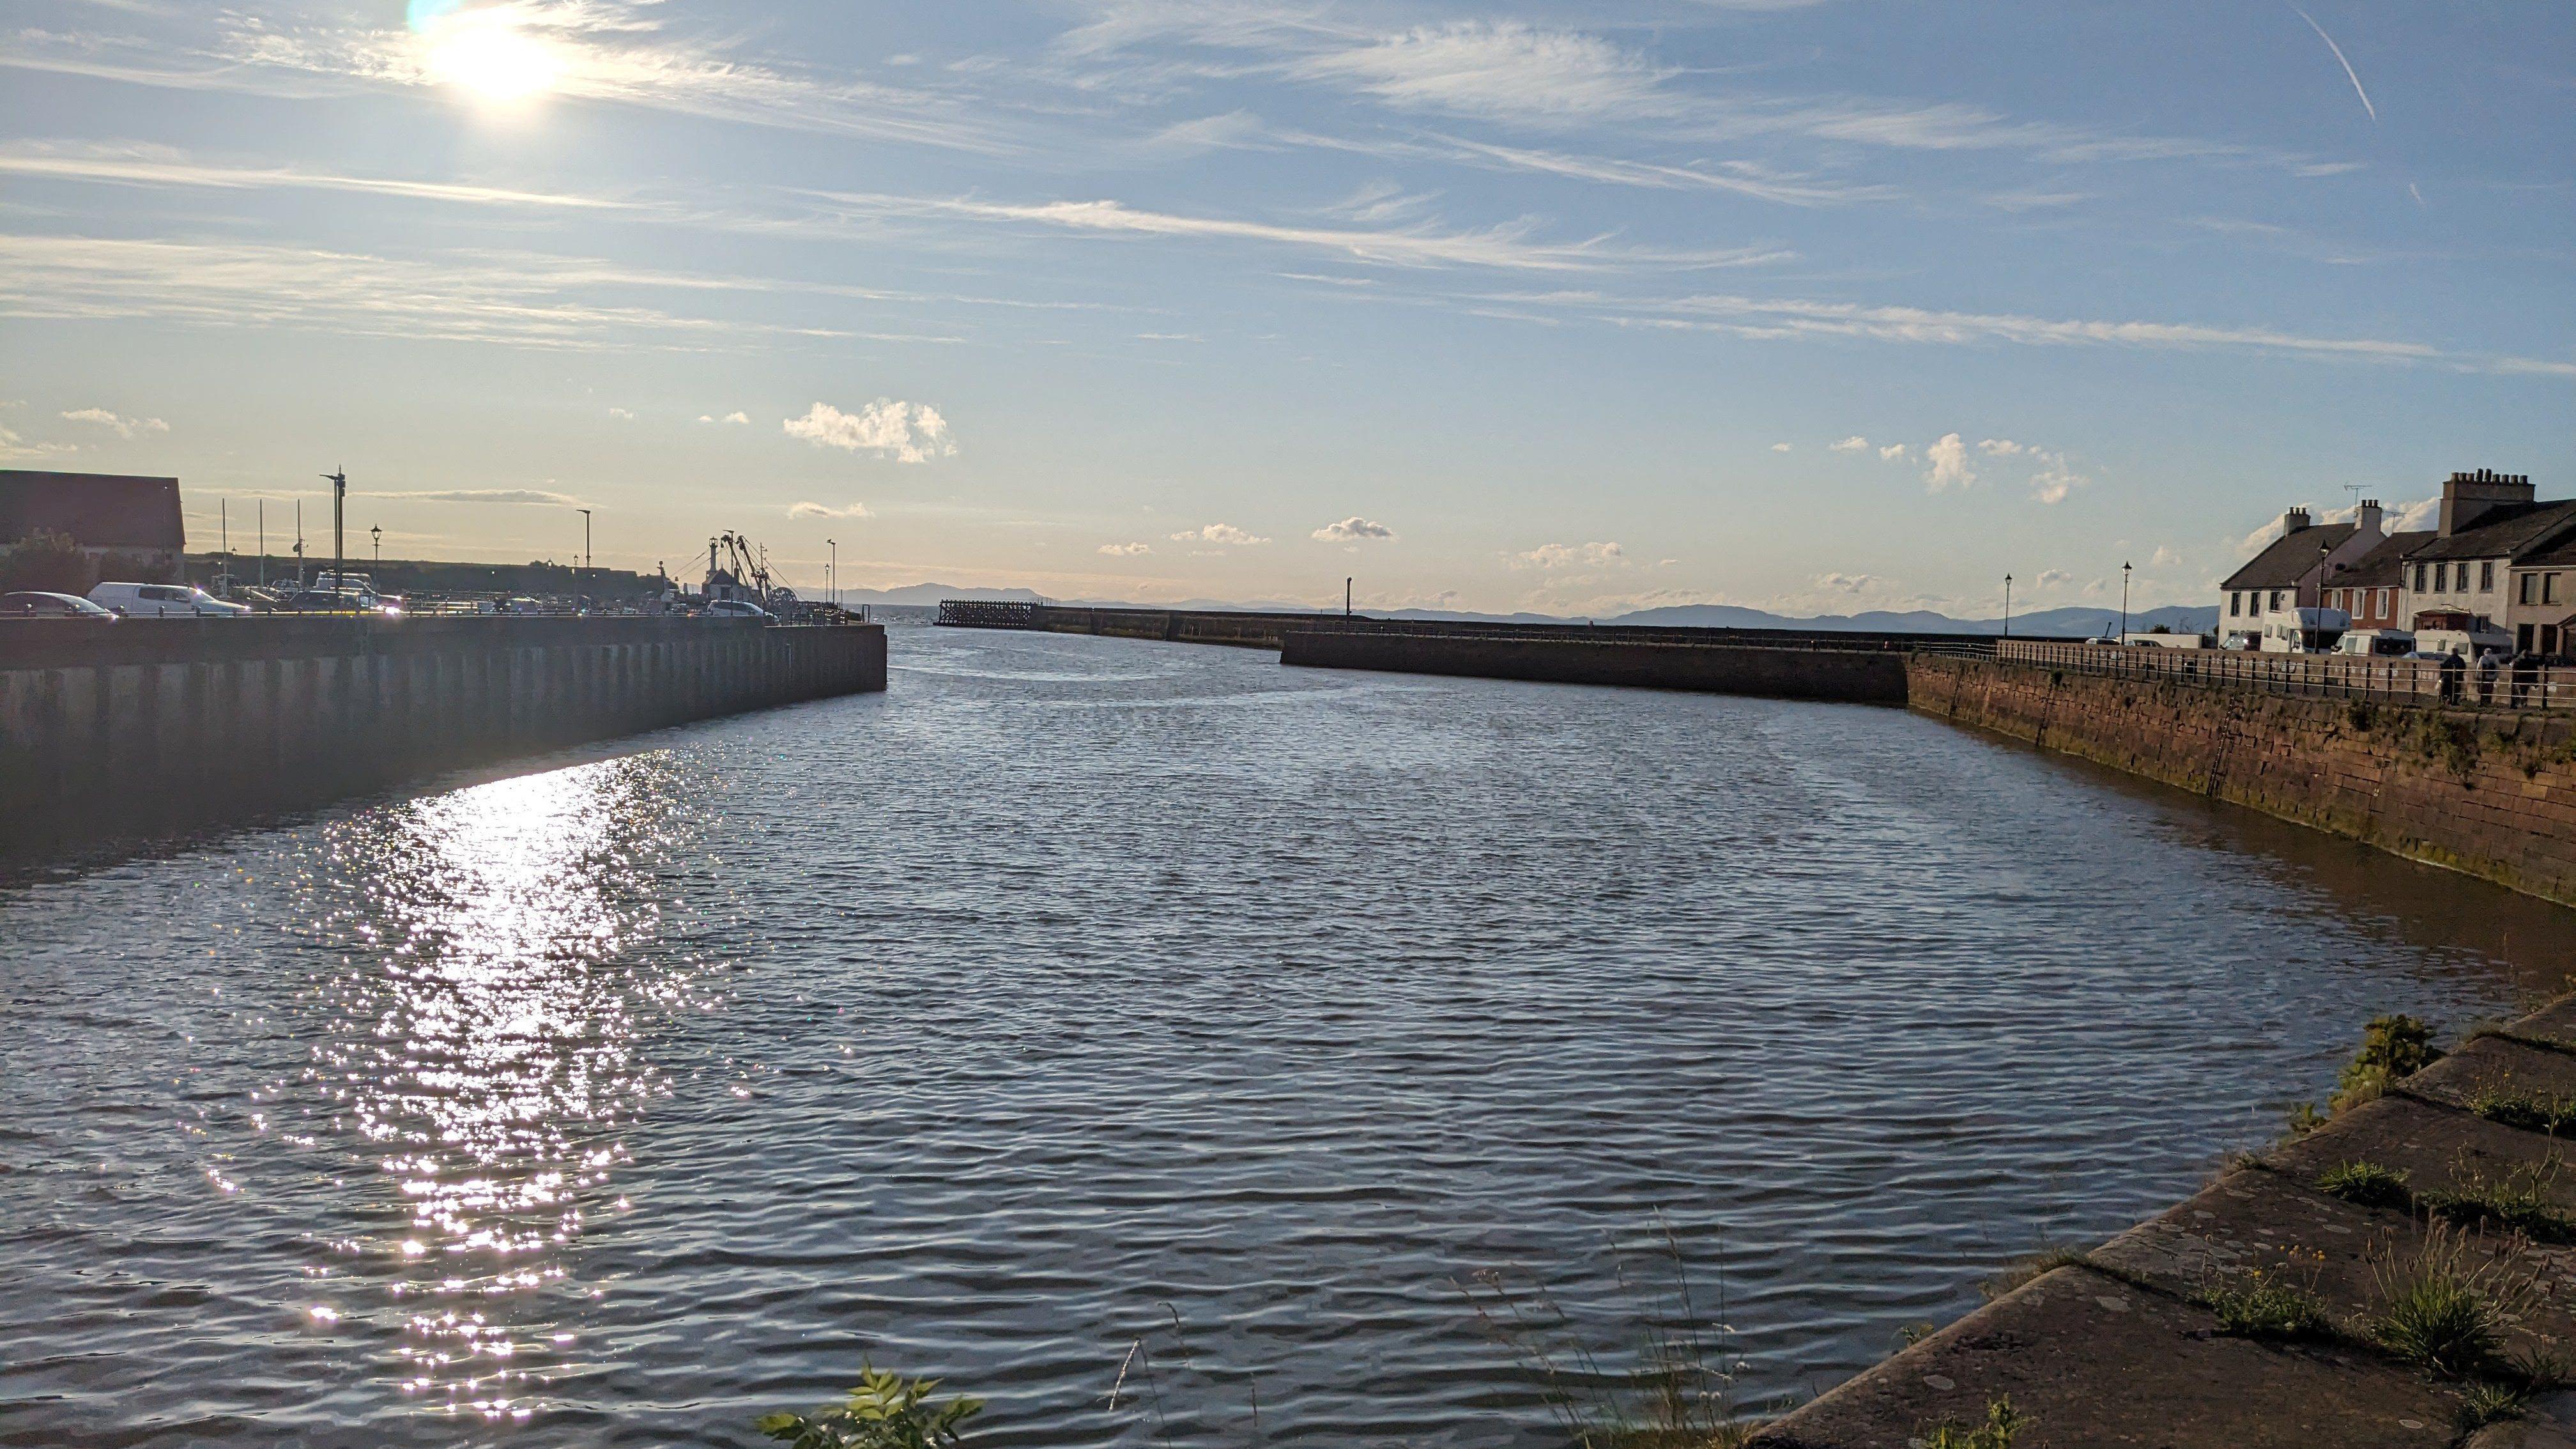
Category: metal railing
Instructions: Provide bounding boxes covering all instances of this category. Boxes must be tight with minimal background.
[1995,639,2576,710]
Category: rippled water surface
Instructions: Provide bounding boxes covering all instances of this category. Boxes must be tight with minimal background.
[7,622,2574,1446]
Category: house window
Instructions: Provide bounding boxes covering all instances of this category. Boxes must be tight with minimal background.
[2271,590,2285,611]
[2414,562,2428,592]
[2438,562,2453,592]
[2550,574,2564,606]
[2229,592,2242,617]
[2523,573,2539,605]
[2378,588,2391,617]
[2482,560,2496,591]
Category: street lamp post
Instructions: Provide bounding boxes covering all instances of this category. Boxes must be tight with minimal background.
[321,469,346,597]
[1345,577,1352,617]
[2002,574,2012,638]
[371,525,381,572]
[827,538,837,609]
[577,508,593,610]
[2120,561,2133,643]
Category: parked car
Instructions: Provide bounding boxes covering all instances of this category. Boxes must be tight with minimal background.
[0,590,118,619]
[704,599,772,620]
[88,581,252,618]
[280,588,387,613]
[2334,629,2417,657]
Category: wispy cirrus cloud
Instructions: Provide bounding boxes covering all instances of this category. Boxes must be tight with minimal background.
[801,189,1790,273]
[61,406,168,438]
[0,140,640,210]
[787,500,873,518]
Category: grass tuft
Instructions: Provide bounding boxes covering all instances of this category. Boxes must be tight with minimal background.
[2469,1087,2576,1136]
[2196,1271,2336,1342]
[2315,1160,2413,1211]
[1978,1247,2085,1304]
[2458,1379,2527,1429]
[2366,1223,2533,1379]
[2418,1157,2576,1244]
[2333,1014,2443,1114]
[1920,1397,2025,1449]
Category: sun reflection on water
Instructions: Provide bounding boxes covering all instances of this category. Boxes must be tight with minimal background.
[300,755,696,1418]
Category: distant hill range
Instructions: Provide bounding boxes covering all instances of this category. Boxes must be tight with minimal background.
[865,582,2217,639]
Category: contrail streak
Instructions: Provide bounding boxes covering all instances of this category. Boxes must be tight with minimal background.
[2290,4,2376,121]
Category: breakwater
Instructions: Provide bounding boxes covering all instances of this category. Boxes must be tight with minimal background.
[1751,993,2576,1446]
[0,615,885,857]
[1908,652,2576,907]
[1280,624,1917,703]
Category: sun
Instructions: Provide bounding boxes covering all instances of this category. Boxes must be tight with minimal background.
[420,12,563,103]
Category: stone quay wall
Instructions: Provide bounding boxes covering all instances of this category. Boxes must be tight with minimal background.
[0,615,885,857]
[1283,625,1913,703]
[1908,653,2576,907]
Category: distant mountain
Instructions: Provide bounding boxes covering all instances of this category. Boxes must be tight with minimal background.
[1611,602,2219,637]
[900,586,2221,638]
[843,582,1043,606]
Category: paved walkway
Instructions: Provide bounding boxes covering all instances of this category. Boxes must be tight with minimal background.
[1750,997,2576,1447]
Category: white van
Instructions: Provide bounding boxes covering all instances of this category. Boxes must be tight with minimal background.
[2415,626,2512,660]
[2335,629,2416,657]
[2259,607,2350,654]
[88,581,250,618]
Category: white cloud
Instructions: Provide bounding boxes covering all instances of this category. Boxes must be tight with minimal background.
[1770,441,1792,452]
[2035,568,2074,589]
[1294,22,1668,126]
[608,406,635,419]
[0,424,77,461]
[370,488,582,505]
[1509,540,1626,569]
[1312,516,1396,542]
[1977,438,2026,456]
[60,406,167,438]
[1170,523,1269,546]
[2029,455,2083,504]
[784,399,954,463]
[1098,540,1151,556]
[1878,442,1910,460]
[1923,433,1975,492]
[1830,435,1868,452]
[1814,571,1878,593]
[2389,495,2440,531]
[723,410,749,424]
[787,500,872,519]
[2149,546,2184,567]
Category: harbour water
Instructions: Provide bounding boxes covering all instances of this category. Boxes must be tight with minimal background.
[5,622,2572,1447]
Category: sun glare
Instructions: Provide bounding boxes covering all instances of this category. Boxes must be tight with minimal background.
[421,13,563,103]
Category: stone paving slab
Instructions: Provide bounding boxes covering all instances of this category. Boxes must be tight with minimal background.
[1744,1265,2461,1449]
[2271,1094,2576,1214]
[2090,1165,2576,1364]
[2499,1001,2576,1051]
[2405,1036,2576,1121]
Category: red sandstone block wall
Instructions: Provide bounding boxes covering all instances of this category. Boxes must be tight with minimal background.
[1906,655,2576,906]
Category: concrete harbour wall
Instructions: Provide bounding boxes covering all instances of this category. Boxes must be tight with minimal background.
[0,615,885,857]
[1284,626,1912,703]
[1908,654,2576,907]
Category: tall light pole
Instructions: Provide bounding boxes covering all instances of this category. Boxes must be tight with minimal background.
[827,538,837,608]
[323,468,346,596]
[1345,577,1352,617]
[257,499,266,588]
[371,525,381,572]
[2120,560,2132,643]
[578,508,592,608]
[2002,574,2012,638]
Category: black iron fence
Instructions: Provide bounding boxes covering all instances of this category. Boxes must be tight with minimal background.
[1995,639,2576,710]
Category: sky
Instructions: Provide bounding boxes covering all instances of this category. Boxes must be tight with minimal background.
[0,1,2568,616]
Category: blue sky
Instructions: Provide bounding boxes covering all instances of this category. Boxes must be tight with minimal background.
[1,1,2568,614]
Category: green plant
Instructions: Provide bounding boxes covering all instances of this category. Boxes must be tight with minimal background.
[2333,1014,2444,1113]
[2458,1380,2527,1429]
[2197,1271,2335,1341]
[1979,1246,2085,1303]
[2368,1225,2529,1378]
[2419,1158,2576,1244]
[2470,1088,2576,1135]
[0,529,95,595]
[1920,1397,2025,1449]
[756,1365,983,1449]
[2315,1160,2412,1211]
[2283,1101,2329,1138]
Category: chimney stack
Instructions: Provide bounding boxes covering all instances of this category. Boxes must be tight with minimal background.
[2438,469,2535,537]
[2356,498,2383,538]
[2283,506,2312,534]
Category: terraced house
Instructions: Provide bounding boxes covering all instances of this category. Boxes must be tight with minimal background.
[2218,502,2386,647]
[2404,469,2576,653]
